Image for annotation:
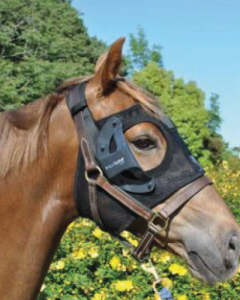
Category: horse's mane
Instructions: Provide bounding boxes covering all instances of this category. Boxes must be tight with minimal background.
[0,94,63,178]
[0,76,161,178]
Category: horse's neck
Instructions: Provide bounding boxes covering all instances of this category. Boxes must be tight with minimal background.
[0,99,79,300]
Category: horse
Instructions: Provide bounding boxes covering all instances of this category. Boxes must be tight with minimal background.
[0,37,239,300]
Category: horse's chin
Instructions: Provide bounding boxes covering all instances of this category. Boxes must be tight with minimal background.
[187,256,218,285]
[165,243,239,285]
[187,251,239,285]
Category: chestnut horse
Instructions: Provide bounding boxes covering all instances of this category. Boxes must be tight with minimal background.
[0,38,239,300]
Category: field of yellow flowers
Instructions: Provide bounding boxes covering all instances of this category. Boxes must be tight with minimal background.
[38,161,240,300]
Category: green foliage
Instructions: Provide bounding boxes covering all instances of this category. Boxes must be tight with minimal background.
[0,0,106,109]
[127,27,163,74]
[232,147,240,159]
[203,94,227,163]
[132,62,212,165]
[37,161,240,300]
[206,160,240,221]
[223,149,240,172]
[208,94,222,133]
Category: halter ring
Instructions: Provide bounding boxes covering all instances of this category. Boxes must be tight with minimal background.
[85,166,103,184]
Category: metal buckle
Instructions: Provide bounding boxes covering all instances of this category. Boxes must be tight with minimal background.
[85,166,103,184]
[149,213,169,234]
[132,213,170,262]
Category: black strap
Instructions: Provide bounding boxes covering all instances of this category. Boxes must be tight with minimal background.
[67,83,105,230]
[67,84,87,116]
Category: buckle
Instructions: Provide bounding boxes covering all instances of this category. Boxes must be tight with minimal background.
[85,166,103,184]
[149,213,169,234]
[132,213,170,262]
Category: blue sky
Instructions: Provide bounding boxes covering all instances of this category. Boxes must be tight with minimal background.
[73,0,240,148]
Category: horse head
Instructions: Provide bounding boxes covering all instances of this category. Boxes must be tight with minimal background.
[74,37,240,285]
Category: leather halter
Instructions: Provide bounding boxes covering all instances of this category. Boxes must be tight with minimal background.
[68,84,212,261]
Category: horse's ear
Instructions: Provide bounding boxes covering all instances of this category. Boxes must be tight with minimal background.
[94,37,125,94]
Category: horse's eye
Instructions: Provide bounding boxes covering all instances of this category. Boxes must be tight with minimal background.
[132,137,156,151]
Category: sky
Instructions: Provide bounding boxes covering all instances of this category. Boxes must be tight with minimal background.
[72,0,240,148]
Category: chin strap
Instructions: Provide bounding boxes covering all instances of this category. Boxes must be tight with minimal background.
[67,84,212,262]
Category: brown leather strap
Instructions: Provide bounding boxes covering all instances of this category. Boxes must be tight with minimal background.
[81,138,97,172]
[159,176,212,220]
[133,230,155,260]
[88,182,105,229]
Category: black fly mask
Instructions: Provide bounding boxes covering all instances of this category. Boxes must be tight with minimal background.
[68,83,205,233]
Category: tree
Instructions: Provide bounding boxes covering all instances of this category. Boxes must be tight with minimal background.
[204,93,227,163]
[233,147,240,158]
[0,0,106,110]
[127,27,163,74]
[208,93,222,133]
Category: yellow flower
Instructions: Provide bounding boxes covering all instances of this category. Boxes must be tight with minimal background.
[177,295,188,300]
[120,231,138,246]
[121,231,130,239]
[202,293,211,300]
[115,280,133,291]
[129,237,139,247]
[110,256,121,269]
[72,249,86,260]
[219,282,229,288]
[53,260,65,270]
[222,160,228,166]
[89,247,99,258]
[92,227,103,238]
[92,292,105,300]
[66,222,75,232]
[169,264,187,276]
[122,249,130,257]
[82,219,92,227]
[159,251,172,263]
[154,293,161,300]
[161,277,173,288]
[178,266,187,275]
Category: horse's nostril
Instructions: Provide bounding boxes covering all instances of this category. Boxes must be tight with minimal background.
[229,236,237,251]
[225,233,240,269]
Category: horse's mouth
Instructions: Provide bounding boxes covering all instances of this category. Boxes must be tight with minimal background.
[187,251,239,285]
[187,251,218,285]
